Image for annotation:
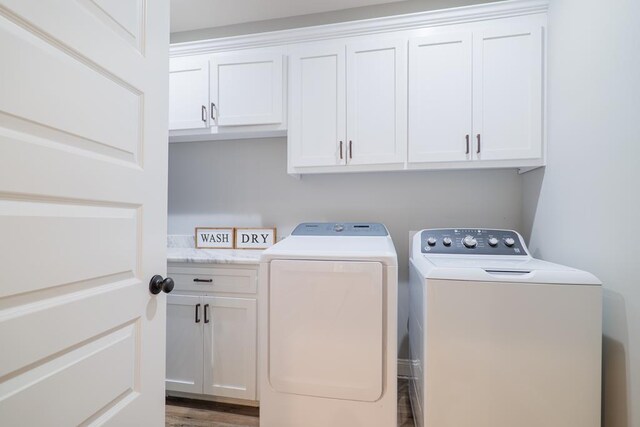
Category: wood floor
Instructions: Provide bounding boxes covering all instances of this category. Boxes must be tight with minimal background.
[166,380,415,427]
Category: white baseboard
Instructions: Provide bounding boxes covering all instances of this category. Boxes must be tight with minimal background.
[398,358,412,379]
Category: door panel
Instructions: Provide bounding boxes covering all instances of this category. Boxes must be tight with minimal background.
[0,324,137,426]
[473,24,543,161]
[166,295,204,394]
[169,56,209,130]
[0,14,142,163]
[268,260,383,402]
[211,52,283,126]
[409,33,472,163]
[347,40,406,165]
[289,45,346,168]
[0,1,169,425]
[203,296,257,400]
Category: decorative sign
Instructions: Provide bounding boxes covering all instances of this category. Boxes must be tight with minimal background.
[234,228,277,250]
[195,227,235,249]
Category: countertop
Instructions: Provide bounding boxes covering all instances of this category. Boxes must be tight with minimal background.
[167,235,263,265]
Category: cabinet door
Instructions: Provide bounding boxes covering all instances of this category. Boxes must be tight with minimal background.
[202,296,257,400]
[211,52,283,126]
[473,24,543,161]
[289,45,346,168]
[169,56,209,130]
[346,40,406,165]
[166,295,204,394]
[408,33,472,163]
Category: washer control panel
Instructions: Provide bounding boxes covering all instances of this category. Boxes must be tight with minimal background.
[420,228,527,255]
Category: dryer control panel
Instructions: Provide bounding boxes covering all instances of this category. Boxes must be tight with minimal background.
[420,228,527,255]
[292,222,389,236]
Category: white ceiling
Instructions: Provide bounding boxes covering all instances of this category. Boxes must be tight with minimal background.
[170,0,410,33]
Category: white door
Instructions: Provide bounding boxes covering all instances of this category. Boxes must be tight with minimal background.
[346,40,406,165]
[166,295,204,394]
[203,296,257,400]
[289,44,346,168]
[408,33,473,163]
[472,24,543,161]
[169,56,209,130]
[268,260,383,402]
[211,52,283,126]
[0,1,169,425]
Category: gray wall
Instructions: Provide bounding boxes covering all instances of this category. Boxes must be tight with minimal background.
[168,138,523,356]
[171,0,495,43]
[521,0,640,425]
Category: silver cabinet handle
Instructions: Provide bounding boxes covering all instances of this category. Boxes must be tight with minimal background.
[201,105,207,123]
[211,102,217,122]
[339,141,343,159]
[465,134,470,154]
[476,134,481,154]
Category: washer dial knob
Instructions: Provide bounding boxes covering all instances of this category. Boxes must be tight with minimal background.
[427,237,437,246]
[463,235,477,248]
[442,237,452,246]
[488,237,499,247]
[504,237,516,247]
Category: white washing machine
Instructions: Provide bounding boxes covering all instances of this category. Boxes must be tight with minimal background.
[259,222,398,427]
[409,228,602,427]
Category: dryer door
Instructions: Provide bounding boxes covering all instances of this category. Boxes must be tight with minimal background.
[268,259,383,401]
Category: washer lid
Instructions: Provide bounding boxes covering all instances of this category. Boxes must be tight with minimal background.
[415,256,601,285]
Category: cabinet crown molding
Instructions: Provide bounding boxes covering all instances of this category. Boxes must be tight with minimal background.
[170,0,549,57]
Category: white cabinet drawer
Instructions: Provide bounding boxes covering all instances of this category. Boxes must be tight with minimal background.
[168,266,257,294]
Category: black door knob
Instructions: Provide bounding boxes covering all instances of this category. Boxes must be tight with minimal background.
[149,275,174,295]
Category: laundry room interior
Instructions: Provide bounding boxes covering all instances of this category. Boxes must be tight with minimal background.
[1,0,638,426]
[165,0,636,425]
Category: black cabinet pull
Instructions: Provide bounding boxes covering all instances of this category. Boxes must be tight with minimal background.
[465,134,470,154]
[349,140,353,159]
[195,303,201,323]
[204,304,210,323]
[193,278,213,283]
[476,134,481,154]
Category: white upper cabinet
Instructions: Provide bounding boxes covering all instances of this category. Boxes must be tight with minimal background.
[346,40,406,166]
[289,40,406,172]
[169,56,209,130]
[408,33,473,163]
[170,1,547,171]
[472,23,543,161]
[289,45,346,168]
[210,52,284,126]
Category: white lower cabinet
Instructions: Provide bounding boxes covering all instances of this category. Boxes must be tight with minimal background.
[166,294,204,394]
[202,296,257,399]
[166,265,258,403]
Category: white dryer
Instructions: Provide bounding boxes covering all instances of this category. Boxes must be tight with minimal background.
[409,228,602,427]
[259,222,398,427]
